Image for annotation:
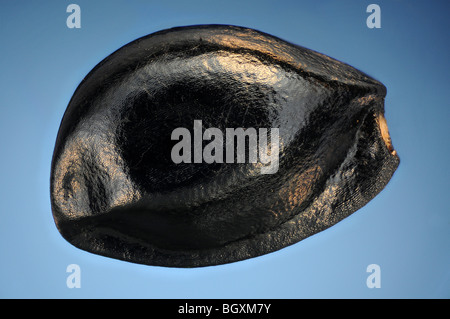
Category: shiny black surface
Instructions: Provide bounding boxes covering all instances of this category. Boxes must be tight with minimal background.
[51,25,399,267]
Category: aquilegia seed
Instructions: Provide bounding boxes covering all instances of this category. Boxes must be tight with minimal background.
[50,25,399,267]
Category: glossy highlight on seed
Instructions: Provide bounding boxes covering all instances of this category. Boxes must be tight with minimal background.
[50,25,399,267]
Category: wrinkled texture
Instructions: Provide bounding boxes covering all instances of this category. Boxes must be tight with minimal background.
[51,25,399,267]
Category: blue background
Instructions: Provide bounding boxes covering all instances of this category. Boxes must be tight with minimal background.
[1,0,448,298]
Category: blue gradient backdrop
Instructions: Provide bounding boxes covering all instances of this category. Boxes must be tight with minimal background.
[0,0,448,298]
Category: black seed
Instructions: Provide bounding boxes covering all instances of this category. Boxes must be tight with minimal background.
[50,25,399,267]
